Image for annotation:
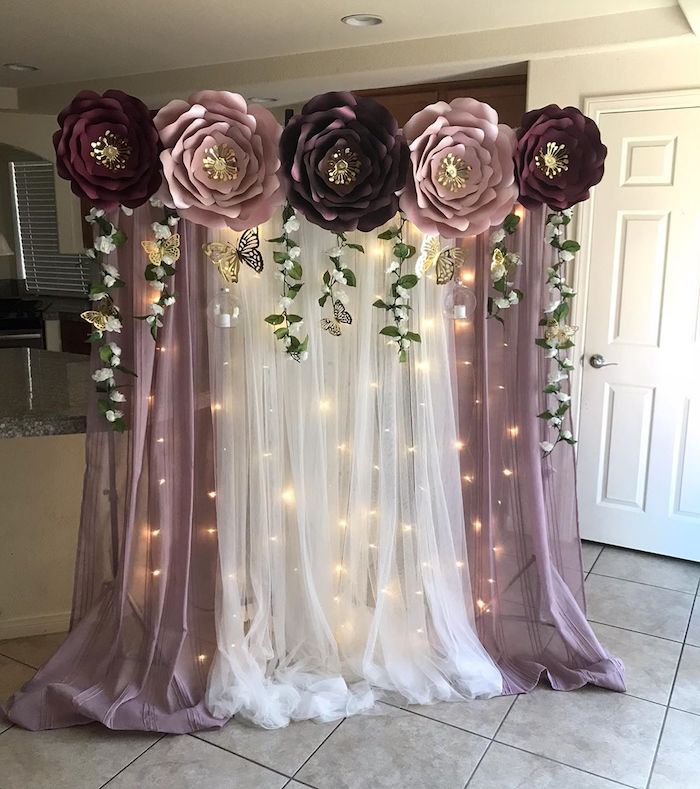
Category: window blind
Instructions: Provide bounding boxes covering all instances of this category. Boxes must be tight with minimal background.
[10,160,90,295]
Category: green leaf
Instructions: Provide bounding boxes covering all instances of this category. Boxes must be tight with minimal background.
[346,243,365,253]
[288,283,303,293]
[116,363,137,377]
[561,240,580,253]
[535,338,551,348]
[111,417,127,433]
[288,263,303,280]
[274,327,288,338]
[264,314,285,325]
[537,411,553,420]
[373,299,390,309]
[377,228,399,240]
[398,349,408,363]
[341,268,356,287]
[393,242,411,259]
[397,274,418,289]
[286,314,303,323]
[287,335,301,351]
[379,326,400,337]
[273,250,289,264]
[405,331,421,343]
[298,336,309,353]
[503,213,521,234]
[323,270,331,286]
[97,398,111,414]
[513,288,524,301]
[88,331,103,343]
[111,229,127,246]
[267,235,286,244]
[99,345,113,363]
[282,203,294,223]
[318,294,329,308]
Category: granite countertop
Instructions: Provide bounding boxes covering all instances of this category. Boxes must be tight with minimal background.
[0,348,90,438]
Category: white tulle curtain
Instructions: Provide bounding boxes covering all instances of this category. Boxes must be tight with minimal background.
[204,217,502,728]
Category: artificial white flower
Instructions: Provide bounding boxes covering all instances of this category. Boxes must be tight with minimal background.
[104,315,122,333]
[540,441,555,453]
[561,285,576,296]
[152,222,171,240]
[288,245,301,260]
[544,224,562,243]
[400,338,411,350]
[331,270,347,285]
[545,347,558,358]
[328,245,345,258]
[109,354,121,367]
[283,216,300,234]
[151,302,165,316]
[146,315,163,328]
[92,367,114,383]
[89,290,109,302]
[283,259,294,271]
[120,205,134,216]
[506,252,521,267]
[394,306,408,321]
[555,392,571,403]
[490,228,506,244]
[393,296,406,306]
[150,280,165,292]
[507,291,519,304]
[494,297,511,310]
[548,416,562,428]
[561,430,573,440]
[151,265,165,279]
[85,207,105,224]
[102,262,119,278]
[559,250,574,263]
[386,260,400,274]
[277,296,293,312]
[274,271,285,282]
[547,370,566,385]
[105,409,123,423]
[562,208,573,219]
[149,196,164,208]
[103,273,117,288]
[94,235,116,254]
[396,285,409,299]
[323,285,331,294]
[543,298,562,314]
[163,295,176,307]
[283,335,292,348]
[167,215,179,226]
[108,342,121,356]
[334,289,348,305]
[85,248,96,259]
[550,213,565,225]
[414,261,424,278]
[398,323,408,336]
[289,320,304,337]
[561,358,574,370]
[109,390,126,402]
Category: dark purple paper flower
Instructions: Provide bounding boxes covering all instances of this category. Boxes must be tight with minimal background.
[279,92,408,233]
[53,90,162,210]
[515,104,607,211]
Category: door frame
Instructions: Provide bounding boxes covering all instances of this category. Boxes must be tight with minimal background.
[572,87,700,437]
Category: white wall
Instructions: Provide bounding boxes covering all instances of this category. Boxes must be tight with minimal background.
[528,40,700,110]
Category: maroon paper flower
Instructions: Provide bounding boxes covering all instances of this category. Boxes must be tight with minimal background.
[515,104,607,211]
[53,90,162,210]
[279,92,408,233]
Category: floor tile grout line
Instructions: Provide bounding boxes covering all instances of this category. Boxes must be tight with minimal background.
[490,739,639,788]
[464,694,519,788]
[97,733,166,788]
[644,588,700,789]
[0,651,39,672]
[587,618,686,644]
[189,731,294,781]
[586,545,605,576]
[287,717,345,784]
[587,570,699,595]
[377,698,505,741]
[463,738,495,789]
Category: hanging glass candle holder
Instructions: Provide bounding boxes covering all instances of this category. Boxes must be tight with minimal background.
[207,287,241,329]
[443,280,477,321]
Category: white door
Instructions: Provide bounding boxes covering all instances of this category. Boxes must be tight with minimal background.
[576,91,700,561]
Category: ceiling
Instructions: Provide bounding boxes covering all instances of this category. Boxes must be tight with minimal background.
[0,0,695,112]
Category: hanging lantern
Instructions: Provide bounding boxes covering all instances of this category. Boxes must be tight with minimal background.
[207,287,240,329]
[443,281,477,321]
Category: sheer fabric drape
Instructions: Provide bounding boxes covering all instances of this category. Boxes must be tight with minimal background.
[5,207,226,733]
[204,220,503,728]
[457,205,625,693]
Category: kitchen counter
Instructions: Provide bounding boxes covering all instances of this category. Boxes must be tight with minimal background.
[0,348,89,438]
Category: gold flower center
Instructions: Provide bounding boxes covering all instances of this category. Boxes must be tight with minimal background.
[327,147,361,185]
[202,144,239,181]
[535,142,569,179]
[90,131,131,171]
[437,153,471,192]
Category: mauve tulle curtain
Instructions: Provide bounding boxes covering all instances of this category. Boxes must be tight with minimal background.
[456,205,624,693]
[6,207,226,732]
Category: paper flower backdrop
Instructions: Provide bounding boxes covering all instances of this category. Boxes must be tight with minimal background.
[279,92,408,233]
[154,90,283,230]
[53,90,162,209]
[400,98,518,237]
[514,104,607,211]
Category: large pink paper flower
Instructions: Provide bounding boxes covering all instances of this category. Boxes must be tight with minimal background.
[400,98,518,237]
[154,91,283,230]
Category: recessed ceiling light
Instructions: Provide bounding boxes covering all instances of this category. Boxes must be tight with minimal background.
[341,13,383,26]
[247,96,278,105]
[3,62,39,72]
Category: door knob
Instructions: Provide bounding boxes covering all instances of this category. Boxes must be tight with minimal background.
[589,354,618,369]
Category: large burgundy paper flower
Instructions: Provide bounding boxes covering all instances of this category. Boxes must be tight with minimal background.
[515,104,607,211]
[279,92,408,233]
[399,98,517,238]
[53,90,162,210]
[154,91,283,230]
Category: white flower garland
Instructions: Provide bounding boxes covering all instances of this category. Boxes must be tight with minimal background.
[84,207,134,432]
[487,213,522,322]
[319,231,360,333]
[140,197,179,340]
[265,203,309,362]
[373,213,421,363]
[536,208,578,455]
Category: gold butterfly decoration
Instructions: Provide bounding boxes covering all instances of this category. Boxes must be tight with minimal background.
[417,234,464,285]
[320,299,352,336]
[203,227,263,284]
[141,234,181,266]
[80,308,116,332]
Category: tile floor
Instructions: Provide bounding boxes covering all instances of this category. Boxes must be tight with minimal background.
[1,543,699,789]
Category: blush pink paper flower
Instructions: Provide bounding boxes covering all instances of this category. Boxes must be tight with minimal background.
[399,98,518,238]
[154,91,283,230]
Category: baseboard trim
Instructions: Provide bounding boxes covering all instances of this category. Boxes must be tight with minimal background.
[0,612,70,641]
